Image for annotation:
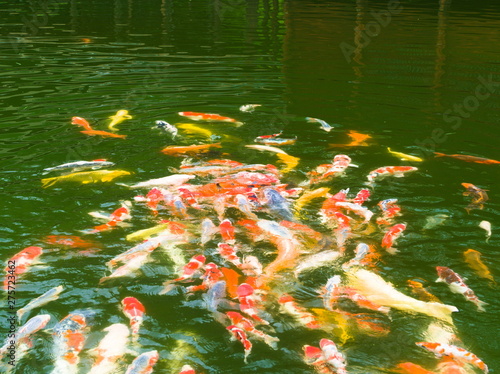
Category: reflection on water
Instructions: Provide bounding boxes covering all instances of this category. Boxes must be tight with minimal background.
[1,0,500,373]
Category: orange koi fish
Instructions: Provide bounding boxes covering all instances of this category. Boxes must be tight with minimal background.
[121,297,145,341]
[461,183,489,212]
[71,116,127,139]
[44,235,99,249]
[436,356,469,374]
[434,152,500,165]
[219,219,236,244]
[220,267,241,299]
[416,342,488,373]
[436,266,487,311]
[217,243,242,268]
[367,166,418,184]
[4,246,43,290]
[329,130,372,147]
[381,223,406,254]
[186,263,224,293]
[395,362,436,374]
[125,350,159,374]
[178,111,243,126]
[376,199,401,225]
[161,143,222,156]
[463,249,495,284]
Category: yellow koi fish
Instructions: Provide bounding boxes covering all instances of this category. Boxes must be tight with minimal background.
[276,153,300,174]
[41,170,131,188]
[294,187,330,212]
[463,249,495,284]
[311,308,352,345]
[176,123,213,138]
[387,147,423,162]
[126,223,170,242]
[108,110,132,131]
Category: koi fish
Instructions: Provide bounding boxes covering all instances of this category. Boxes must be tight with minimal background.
[125,350,159,374]
[255,136,297,146]
[303,344,330,373]
[367,166,418,184]
[129,174,195,189]
[436,266,487,311]
[217,243,242,268]
[245,144,288,155]
[126,223,170,242]
[155,120,178,138]
[172,254,206,282]
[121,297,145,341]
[186,262,224,293]
[87,201,132,233]
[264,188,294,221]
[43,159,115,174]
[4,246,43,290]
[278,294,320,329]
[294,188,330,213]
[347,268,458,323]
[434,152,500,165]
[177,122,215,139]
[226,311,279,349]
[236,283,269,325]
[17,285,64,322]
[71,117,127,139]
[275,153,300,174]
[395,362,436,374]
[41,170,130,188]
[320,339,348,374]
[239,255,263,278]
[179,365,196,374]
[330,130,372,147]
[0,314,51,358]
[462,183,489,212]
[227,325,252,363]
[463,249,495,284]
[100,251,152,284]
[219,219,236,244]
[436,357,469,374]
[44,235,99,249]
[407,280,441,303]
[342,243,371,270]
[479,221,491,242]
[161,143,222,156]
[387,148,423,162]
[320,275,343,311]
[423,214,449,230]
[306,117,333,132]
[376,198,401,225]
[381,223,407,254]
[178,111,243,126]
[239,104,261,112]
[88,323,130,374]
[334,201,374,223]
[108,109,132,131]
[416,342,488,373]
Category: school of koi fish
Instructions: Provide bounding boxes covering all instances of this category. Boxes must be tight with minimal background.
[2,108,497,374]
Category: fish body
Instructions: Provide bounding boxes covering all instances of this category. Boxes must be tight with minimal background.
[434,152,500,165]
[201,218,218,245]
[295,250,341,276]
[381,223,406,253]
[388,148,423,162]
[320,339,348,374]
[463,249,495,284]
[43,160,115,173]
[129,174,195,188]
[436,266,486,311]
[17,286,64,321]
[321,275,343,311]
[176,123,214,139]
[108,109,132,131]
[264,188,294,221]
[227,325,252,362]
[334,201,374,223]
[416,342,488,373]
[237,283,269,325]
[255,136,297,146]
[407,280,441,303]
[121,297,145,340]
[173,254,206,283]
[330,130,371,147]
[125,350,159,374]
[100,251,151,283]
[479,221,491,242]
[226,311,279,349]
[41,170,130,188]
[0,314,51,357]
[423,214,449,230]
[88,323,130,374]
[161,143,222,156]
[396,362,436,374]
[219,219,236,244]
[239,104,261,112]
[306,117,333,132]
[295,188,330,212]
[376,198,401,225]
[87,202,132,233]
[217,243,242,268]
[71,117,127,138]
[178,111,243,126]
[462,183,489,212]
[156,120,178,138]
[245,144,288,155]
[4,246,43,290]
[367,166,418,184]
[126,223,170,242]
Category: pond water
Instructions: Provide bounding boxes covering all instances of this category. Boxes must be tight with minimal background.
[0,0,499,373]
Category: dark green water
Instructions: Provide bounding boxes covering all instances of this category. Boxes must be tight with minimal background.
[0,0,499,373]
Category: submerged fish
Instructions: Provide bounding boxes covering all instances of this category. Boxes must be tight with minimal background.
[108,109,132,131]
[463,249,495,284]
[155,120,178,138]
[71,117,127,139]
[387,148,423,162]
[239,104,261,112]
[462,183,489,212]
[161,143,222,156]
[43,160,115,174]
[306,117,333,132]
[479,221,492,242]
[41,170,130,188]
[88,323,130,374]
[125,350,159,374]
[276,153,300,174]
[416,342,488,373]
[178,111,243,126]
[434,152,500,165]
[423,214,449,230]
[17,285,64,322]
[177,123,214,138]
[330,130,372,147]
[245,144,288,155]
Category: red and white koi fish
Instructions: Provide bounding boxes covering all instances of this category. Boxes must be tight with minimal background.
[308,155,353,185]
[43,159,115,174]
[178,111,243,126]
[416,342,488,373]
[136,188,165,215]
[381,223,406,254]
[121,297,145,341]
[125,350,159,374]
[436,266,487,311]
[352,188,370,205]
[303,344,331,373]
[88,323,130,374]
[227,325,252,363]
[320,339,348,374]
[342,243,371,270]
[376,199,401,225]
[219,219,236,244]
[217,243,242,268]
[179,365,197,374]
[87,201,132,233]
[278,294,320,329]
[334,201,374,223]
[436,357,469,374]
[186,262,224,293]
[174,255,206,282]
[333,212,352,253]
[237,283,269,325]
[226,311,279,349]
[4,246,43,290]
[367,166,418,184]
[0,314,51,358]
[343,288,390,314]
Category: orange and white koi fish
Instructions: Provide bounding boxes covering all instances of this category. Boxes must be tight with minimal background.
[108,109,132,131]
[226,311,279,349]
[133,188,165,216]
[416,342,488,373]
[296,250,342,276]
[376,198,401,225]
[88,323,130,374]
[52,310,92,373]
[308,155,353,185]
[407,280,442,303]
[42,170,131,188]
[227,325,252,363]
[17,286,64,322]
[434,152,500,165]
[320,339,348,374]
[239,255,263,278]
[334,201,374,223]
[236,283,269,325]
[320,275,343,311]
[86,201,132,233]
[125,350,159,374]
[121,297,145,341]
[381,223,406,254]
[329,130,372,147]
[436,266,487,312]
[219,219,236,244]
[158,254,207,294]
[461,183,489,212]
[395,362,436,374]
[352,188,370,205]
[179,111,243,126]
[303,344,331,373]
[71,117,127,139]
[367,166,418,184]
[278,294,320,329]
[161,143,223,156]
[186,262,224,293]
[179,364,197,374]
[217,243,242,268]
[0,314,51,358]
[463,249,495,284]
[4,246,43,290]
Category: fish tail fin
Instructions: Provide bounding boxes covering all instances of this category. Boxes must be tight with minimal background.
[385,247,399,255]
[16,308,25,322]
[476,299,488,312]
[434,152,446,157]
[41,177,57,188]
[264,335,280,349]
[234,121,244,127]
[426,302,458,323]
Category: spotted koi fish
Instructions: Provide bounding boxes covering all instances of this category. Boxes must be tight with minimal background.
[416,342,488,373]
